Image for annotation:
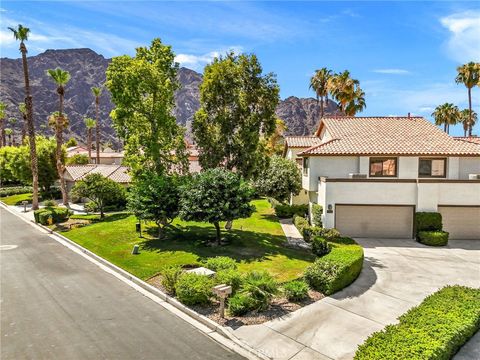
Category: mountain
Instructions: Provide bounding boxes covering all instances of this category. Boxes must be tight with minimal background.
[0,48,339,147]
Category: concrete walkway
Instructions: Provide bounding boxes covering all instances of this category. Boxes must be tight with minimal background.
[279,219,310,250]
[232,238,480,360]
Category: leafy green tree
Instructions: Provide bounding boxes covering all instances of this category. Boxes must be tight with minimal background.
[456,62,480,136]
[106,38,187,175]
[8,24,39,209]
[71,173,126,218]
[193,52,280,179]
[84,117,96,161]
[179,168,254,245]
[127,171,182,238]
[265,118,287,156]
[310,68,333,118]
[66,153,89,165]
[46,67,71,205]
[65,137,77,147]
[432,103,460,134]
[255,156,301,203]
[460,109,477,137]
[91,87,102,164]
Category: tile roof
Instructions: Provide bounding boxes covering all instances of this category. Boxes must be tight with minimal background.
[453,136,480,145]
[300,116,480,156]
[284,136,323,148]
[64,165,131,183]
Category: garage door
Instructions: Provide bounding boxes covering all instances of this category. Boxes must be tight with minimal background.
[438,206,480,240]
[336,205,414,238]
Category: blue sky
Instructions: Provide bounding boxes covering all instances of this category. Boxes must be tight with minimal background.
[1,1,479,135]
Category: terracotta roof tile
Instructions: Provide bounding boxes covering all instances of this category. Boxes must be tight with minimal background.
[453,136,480,145]
[64,165,131,183]
[284,136,323,148]
[300,116,480,156]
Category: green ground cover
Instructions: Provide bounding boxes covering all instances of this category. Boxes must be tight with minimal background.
[0,193,33,205]
[60,199,315,282]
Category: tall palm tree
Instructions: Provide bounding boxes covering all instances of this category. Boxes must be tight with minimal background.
[8,117,17,146]
[19,103,27,143]
[46,67,71,205]
[432,103,460,134]
[345,87,367,116]
[84,117,96,162]
[91,86,102,164]
[309,68,332,119]
[329,70,360,113]
[4,128,13,146]
[8,24,39,209]
[0,102,5,147]
[456,62,480,136]
[460,109,477,137]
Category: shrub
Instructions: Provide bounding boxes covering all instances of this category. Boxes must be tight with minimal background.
[283,280,309,302]
[241,271,279,311]
[311,204,323,227]
[303,227,340,243]
[215,269,243,294]
[354,286,480,360]
[175,273,214,306]
[84,201,98,213]
[304,237,363,295]
[274,204,308,218]
[34,206,72,225]
[0,186,33,197]
[228,293,254,316]
[311,236,331,257]
[293,215,309,234]
[417,231,449,246]
[42,199,57,207]
[322,228,341,241]
[161,265,183,295]
[415,212,442,232]
[40,185,62,200]
[204,256,238,272]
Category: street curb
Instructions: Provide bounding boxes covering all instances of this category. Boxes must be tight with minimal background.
[0,202,270,360]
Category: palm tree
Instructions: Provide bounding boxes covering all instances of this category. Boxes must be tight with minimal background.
[329,70,361,113]
[345,87,366,116]
[432,103,460,134]
[456,62,480,136]
[460,109,478,137]
[310,68,333,119]
[0,102,5,147]
[84,117,96,162]
[9,24,39,209]
[91,86,102,164]
[19,103,27,142]
[9,117,17,146]
[46,67,71,205]
[4,128,13,146]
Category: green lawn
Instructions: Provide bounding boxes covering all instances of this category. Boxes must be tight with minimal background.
[60,199,315,282]
[0,193,33,205]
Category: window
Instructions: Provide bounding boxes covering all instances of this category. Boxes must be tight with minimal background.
[303,157,309,176]
[369,157,397,177]
[419,158,446,178]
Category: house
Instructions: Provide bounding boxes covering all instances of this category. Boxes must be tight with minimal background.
[64,164,131,192]
[285,116,480,240]
[66,146,124,165]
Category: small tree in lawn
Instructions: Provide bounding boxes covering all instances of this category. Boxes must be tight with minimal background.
[127,171,181,239]
[255,155,301,203]
[71,173,125,218]
[179,168,255,245]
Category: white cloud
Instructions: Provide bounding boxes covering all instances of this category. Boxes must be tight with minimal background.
[440,11,480,62]
[175,46,243,71]
[373,68,410,75]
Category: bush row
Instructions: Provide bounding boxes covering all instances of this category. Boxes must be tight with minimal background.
[417,231,449,246]
[0,186,33,197]
[34,206,72,225]
[304,237,363,295]
[274,204,308,218]
[354,285,480,360]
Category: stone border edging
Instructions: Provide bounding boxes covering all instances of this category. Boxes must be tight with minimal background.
[0,202,271,360]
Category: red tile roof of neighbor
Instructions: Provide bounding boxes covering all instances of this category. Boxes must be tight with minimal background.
[65,165,131,183]
[454,137,480,145]
[299,116,480,156]
[284,136,323,148]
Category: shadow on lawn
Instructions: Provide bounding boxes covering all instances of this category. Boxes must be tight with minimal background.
[140,225,314,264]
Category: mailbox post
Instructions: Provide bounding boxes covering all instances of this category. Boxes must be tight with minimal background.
[212,284,232,318]
[22,200,28,213]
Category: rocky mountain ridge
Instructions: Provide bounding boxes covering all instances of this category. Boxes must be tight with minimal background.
[0,48,340,148]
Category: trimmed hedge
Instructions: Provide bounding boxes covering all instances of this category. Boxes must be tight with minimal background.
[175,273,214,305]
[415,212,442,232]
[418,231,449,246]
[34,207,72,225]
[293,215,309,234]
[275,204,308,218]
[0,186,33,197]
[311,236,331,257]
[311,204,323,227]
[354,285,480,360]
[304,237,363,295]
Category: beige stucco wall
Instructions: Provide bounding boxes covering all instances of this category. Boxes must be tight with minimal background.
[303,156,359,191]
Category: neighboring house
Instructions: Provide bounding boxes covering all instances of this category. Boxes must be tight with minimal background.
[285,116,480,240]
[66,146,124,165]
[187,143,201,173]
[64,164,131,192]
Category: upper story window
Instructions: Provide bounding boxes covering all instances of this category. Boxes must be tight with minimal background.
[419,158,446,178]
[369,157,397,177]
[303,157,309,176]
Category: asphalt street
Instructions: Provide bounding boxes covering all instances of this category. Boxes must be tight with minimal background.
[0,207,244,360]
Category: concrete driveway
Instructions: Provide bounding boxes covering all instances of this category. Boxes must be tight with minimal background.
[233,239,480,360]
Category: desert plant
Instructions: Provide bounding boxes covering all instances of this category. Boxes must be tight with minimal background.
[161,265,183,295]
[214,269,243,294]
[228,293,254,316]
[241,271,278,311]
[283,280,309,302]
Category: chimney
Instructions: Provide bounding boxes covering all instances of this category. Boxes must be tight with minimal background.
[407,112,411,118]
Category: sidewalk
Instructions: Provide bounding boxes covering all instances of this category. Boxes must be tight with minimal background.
[279,219,310,250]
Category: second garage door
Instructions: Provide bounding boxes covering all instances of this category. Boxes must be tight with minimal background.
[336,205,414,239]
[438,206,480,240]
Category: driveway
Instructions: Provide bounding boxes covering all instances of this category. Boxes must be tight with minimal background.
[0,207,244,360]
[233,238,480,360]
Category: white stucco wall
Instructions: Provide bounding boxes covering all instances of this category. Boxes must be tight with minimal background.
[459,157,480,179]
[303,156,359,191]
